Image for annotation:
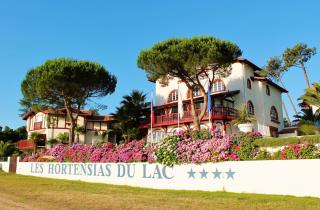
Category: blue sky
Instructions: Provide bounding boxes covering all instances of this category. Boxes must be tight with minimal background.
[0,0,319,128]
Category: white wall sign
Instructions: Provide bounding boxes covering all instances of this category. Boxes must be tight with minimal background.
[16,159,320,198]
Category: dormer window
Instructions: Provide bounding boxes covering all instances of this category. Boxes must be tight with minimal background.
[168,89,178,102]
[213,79,225,92]
[247,79,252,89]
[266,85,270,96]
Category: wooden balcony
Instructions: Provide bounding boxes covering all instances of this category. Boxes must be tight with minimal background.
[141,107,237,128]
[33,121,43,130]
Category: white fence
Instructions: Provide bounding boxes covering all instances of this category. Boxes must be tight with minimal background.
[0,157,10,173]
[15,159,320,198]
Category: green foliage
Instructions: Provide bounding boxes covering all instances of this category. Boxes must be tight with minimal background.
[282,43,316,69]
[29,132,42,143]
[254,135,320,147]
[190,129,210,140]
[47,139,59,146]
[300,82,320,109]
[231,104,256,126]
[298,123,318,135]
[300,145,319,159]
[260,56,284,81]
[0,126,27,143]
[0,141,16,157]
[235,137,258,160]
[154,135,181,166]
[112,90,147,142]
[137,36,242,130]
[56,133,69,144]
[255,150,272,160]
[21,58,117,144]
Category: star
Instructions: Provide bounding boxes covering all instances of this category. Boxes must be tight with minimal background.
[225,168,236,179]
[212,168,221,179]
[200,168,208,179]
[187,168,196,178]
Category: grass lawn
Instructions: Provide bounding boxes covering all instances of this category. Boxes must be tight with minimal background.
[0,171,320,210]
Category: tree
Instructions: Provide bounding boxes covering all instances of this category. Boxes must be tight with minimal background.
[0,126,27,143]
[74,126,86,143]
[0,141,16,157]
[300,82,320,109]
[112,90,148,142]
[283,43,316,88]
[261,57,298,117]
[21,58,117,145]
[137,36,242,130]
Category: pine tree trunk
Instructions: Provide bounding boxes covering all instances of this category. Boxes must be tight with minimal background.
[282,101,291,126]
[279,78,298,115]
[301,63,311,88]
[189,93,200,131]
[198,87,208,122]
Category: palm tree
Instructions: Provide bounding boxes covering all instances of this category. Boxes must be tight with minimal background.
[231,104,256,126]
[74,126,86,143]
[300,82,320,108]
[261,56,298,118]
[112,90,148,142]
[0,141,16,157]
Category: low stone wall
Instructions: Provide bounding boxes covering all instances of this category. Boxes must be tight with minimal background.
[15,159,320,198]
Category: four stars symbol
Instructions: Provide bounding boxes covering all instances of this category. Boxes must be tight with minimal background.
[187,168,235,179]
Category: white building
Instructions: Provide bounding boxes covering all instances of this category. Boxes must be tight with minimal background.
[143,58,287,142]
[20,108,115,149]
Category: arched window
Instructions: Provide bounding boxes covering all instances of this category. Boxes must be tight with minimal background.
[168,89,178,102]
[247,79,252,89]
[212,79,226,92]
[266,85,270,96]
[247,101,254,115]
[270,106,278,122]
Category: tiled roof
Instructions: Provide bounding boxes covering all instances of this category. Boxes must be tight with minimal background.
[22,108,114,122]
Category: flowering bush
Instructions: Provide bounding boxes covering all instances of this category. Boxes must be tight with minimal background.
[274,144,320,160]
[154,135,181,166]
[21,131,320,165]
[21,140,154,163]
[176,137,232,164]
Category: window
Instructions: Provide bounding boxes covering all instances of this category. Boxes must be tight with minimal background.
[247,101,254,115]
[266,85,270,96]
[247,79,252,89]
[212,80,225,92]
[192,87,201,97]
[270,106,278,122]
[168,89,178,102]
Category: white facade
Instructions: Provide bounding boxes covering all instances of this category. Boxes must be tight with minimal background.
[149,59,286,141]
[23,110,114,147]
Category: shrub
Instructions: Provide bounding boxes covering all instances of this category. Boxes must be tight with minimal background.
[254,135,320,148]
[232,132,262,160]
[154,135,181,166]
[190,129,211,140]
[255,150,272,160]
[298,123,318,135]
[276,144,320,160]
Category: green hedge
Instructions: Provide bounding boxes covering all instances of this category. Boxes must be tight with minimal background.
[254,135,320,147]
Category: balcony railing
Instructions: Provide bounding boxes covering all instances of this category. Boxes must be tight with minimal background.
[141,107,237,128]
[17,140,35,150]
[33,121,43,130]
